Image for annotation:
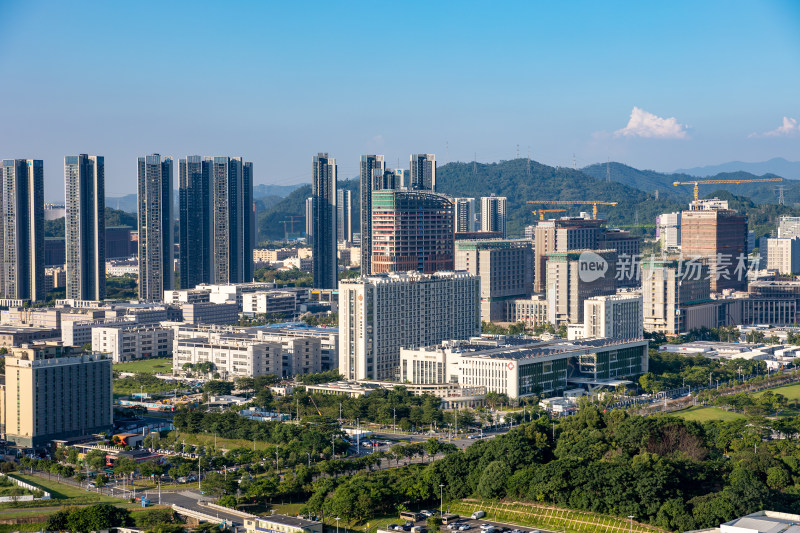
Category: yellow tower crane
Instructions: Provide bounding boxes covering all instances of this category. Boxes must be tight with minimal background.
[673,177,783,211]
[533,209,566,221]
[526,200,618,219]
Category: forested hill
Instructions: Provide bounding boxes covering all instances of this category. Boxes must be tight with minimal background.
[582,162,798,206]
[434,159,682,236]
[256,159,683,241]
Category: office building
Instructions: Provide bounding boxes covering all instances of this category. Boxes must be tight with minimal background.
[399,337,648,399]
[681,209,748,292]
[695,198,729,210]
[778,216,800,239]
[163,288,211,305]
[371,189,455,274]
[0,344,112,447]
[480,195,507,237]
[65,154,106,301]
[546,249,617,325]
[584,293,643,339]
[242,291,297,317]
[656,212,681,249]
[92,324,173,363]
[137,154,174,300]
[311,153,337,289]
[533,218,602,293]
[455,239,533,322]
[338,271,480,381]
[409,154,436,191]
[180,302,239,325]
[642,258,710,335]
[0,159,45,302]
[337,189,352,243]
[359,155,386,275]
[44,266,67,294]
[765,238,800,275]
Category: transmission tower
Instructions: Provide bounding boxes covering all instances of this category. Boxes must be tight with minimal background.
[606,158,610,182]
[654,190,659,200]
[572,153,577,170]
[516,144,520,159]
[776,186,786,206]
[527,148,531,177]
[473,153,477,176]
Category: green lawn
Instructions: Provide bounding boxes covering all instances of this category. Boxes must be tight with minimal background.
[673,406,745,422]
[754,383,800,402]
[6,473,124,503]
[114,357,173,374]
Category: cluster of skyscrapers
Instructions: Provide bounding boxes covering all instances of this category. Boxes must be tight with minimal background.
[0,154,254,304]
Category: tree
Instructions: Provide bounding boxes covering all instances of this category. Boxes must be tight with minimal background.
[66,503,131,532]
[427,516,442,532]
[45,509,71,531]
[203,380,234,396]
[135,508,181,530]
[476,460,511,499]
[201,471,236,497]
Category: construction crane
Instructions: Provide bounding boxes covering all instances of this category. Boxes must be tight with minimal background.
[279,215,302,242]
[526,200,618,219]
[673,177,783,211]
[533,209,566,221]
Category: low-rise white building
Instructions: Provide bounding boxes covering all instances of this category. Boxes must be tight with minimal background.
[181,302,239,325]
[241,291,298,317]
[92,324,173,363]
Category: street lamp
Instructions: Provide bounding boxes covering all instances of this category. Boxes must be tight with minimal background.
[628,515,634,533]
[439,484,445,516]
[336,517,341,533]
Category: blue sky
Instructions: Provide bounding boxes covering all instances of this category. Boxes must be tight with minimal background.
[1,0,799,199]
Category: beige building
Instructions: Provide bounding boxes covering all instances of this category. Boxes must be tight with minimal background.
[253,248,297,263]
[534,218,602,293]
[92,324,173,363]
[455,239,533,322]
[642,259,710,335]
[766,238,800,275]
[545,250,617,325]
[0,344,113,447]
[506,295,549,326]
[44,267,67,294]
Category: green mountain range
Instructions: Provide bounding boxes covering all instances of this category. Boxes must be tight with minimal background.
[255,158,800,244]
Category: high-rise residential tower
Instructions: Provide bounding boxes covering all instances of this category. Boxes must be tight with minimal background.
[453,197,477,233]
[312,153,337,289]
[409,154,436,191]
[0,159,45,302]
[210,157,254,285]
[359,155,385,275]
[178,155,210,290]
[137,154,174,301]
[65,155,105,301]
[178,156,254,288]
[337,189,352,243]
[305,197,313,240]
[481,195,507,237]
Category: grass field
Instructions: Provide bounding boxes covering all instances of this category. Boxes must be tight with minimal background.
[168,431,276,452]
[114,358,173,374]
[5,474,124,505]
[754,382,800,402]
[673,406,745,422]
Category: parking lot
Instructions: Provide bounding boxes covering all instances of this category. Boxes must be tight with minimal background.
[382,510,550,533]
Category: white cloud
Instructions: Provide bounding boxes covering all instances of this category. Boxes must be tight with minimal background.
[614,106,689,139]
[749,117,800,138]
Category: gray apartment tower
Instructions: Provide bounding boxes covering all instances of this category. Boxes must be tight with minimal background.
[179,156,254,289]
[409,154,436,191]
[137,154,174,301]
[359,155,385,274]
[481,195,507,237]
[453,197,477,233]
[312,153,337,289]
[0,159,45,302]
[65,155,105,301]
[337,189,352,243]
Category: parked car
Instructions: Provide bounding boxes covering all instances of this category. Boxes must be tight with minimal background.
[458,525,471,531]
